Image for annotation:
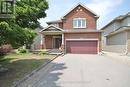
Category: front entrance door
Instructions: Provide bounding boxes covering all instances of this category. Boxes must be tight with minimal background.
[54,38,61,49]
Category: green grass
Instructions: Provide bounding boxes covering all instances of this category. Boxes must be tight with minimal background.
[0,53,56,87]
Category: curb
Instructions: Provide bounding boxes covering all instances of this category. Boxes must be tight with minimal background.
[12,54,61,87]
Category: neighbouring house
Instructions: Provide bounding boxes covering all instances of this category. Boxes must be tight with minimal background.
[101,12,130,54]
[40,4,102,54]
[31,26,43,50]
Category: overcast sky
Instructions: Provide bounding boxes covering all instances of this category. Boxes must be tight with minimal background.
[38,0,130,29]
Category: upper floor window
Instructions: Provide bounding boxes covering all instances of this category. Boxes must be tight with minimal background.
[0,1,14,14]
[73,18,86,28]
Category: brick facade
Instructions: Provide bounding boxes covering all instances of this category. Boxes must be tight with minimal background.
[63,6,97,30]
[64,32,102,52]
[41,4,102,54]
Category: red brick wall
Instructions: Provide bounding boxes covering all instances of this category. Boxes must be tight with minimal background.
[64,32,102,52]
[63,6,97,30]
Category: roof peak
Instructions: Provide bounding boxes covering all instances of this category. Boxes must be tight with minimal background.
[40,24,64,32]
[61,3,99,19]
[101,12,130,30]
[46,20,62,24]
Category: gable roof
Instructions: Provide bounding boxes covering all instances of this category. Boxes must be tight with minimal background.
[101,12,130,30]
[46,20,62,24]
[61,3,99,19]
[46,3,99,24]
[105,26,130,37]
[40,25,64,32]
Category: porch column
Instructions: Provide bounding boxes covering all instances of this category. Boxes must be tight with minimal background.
[62,33,64,45]
[40,34,44,49]
[61,33,65,52]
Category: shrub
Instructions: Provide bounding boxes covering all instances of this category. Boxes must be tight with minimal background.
[39,51,48,55]
[18,47,27,53]
[0,45,12,56]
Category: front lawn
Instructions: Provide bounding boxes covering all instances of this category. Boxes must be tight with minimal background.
[0,53,56,87]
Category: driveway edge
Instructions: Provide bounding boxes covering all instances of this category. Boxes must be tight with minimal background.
[12,54,61,87]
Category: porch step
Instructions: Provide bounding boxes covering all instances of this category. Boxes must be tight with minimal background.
[31,50,42,54]
[48,49,62,55]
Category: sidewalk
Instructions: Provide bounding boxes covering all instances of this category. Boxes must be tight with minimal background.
[13,61,54,87]
[13,55,60,87]
[103,51,130,66]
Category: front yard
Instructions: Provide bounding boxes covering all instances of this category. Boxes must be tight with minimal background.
[0,53,57,87]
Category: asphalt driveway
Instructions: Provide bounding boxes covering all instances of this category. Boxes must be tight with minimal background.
[18,54,130,87]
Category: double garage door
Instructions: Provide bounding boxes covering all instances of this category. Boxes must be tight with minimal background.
[66,40,98,54]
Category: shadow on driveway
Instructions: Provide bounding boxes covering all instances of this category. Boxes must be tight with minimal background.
[31,61,67,87]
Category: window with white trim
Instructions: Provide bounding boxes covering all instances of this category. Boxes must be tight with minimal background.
[73,18,86,28]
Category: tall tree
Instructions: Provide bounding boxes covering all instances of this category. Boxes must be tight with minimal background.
[16,0,48,29]
[0,0,49,48]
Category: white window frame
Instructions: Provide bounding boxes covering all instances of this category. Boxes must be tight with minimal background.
[73,18,86,28]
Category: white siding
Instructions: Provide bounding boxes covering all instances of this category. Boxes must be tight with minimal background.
[127,30,130,53]
[107,32,126,45]
[102,15,130,53]
[103,17,130,36]
[127,30,130,39]
[114,22,121,31]
[31,28,42,50]
[103,23,115,36]
[103,22,121,36]
[121,17,130,26]
[121,18,128,26]
[128,17,130,26]
[103,32,127,53]
[102,22,121,48]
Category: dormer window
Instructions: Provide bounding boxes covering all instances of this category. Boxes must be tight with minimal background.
[73,18,86,28]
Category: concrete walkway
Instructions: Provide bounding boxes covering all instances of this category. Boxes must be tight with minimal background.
[17,54,130,87]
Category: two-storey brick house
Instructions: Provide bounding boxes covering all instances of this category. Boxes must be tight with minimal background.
[40,4,102,54]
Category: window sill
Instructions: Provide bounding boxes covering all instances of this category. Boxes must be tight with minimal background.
[73,27,87,29]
